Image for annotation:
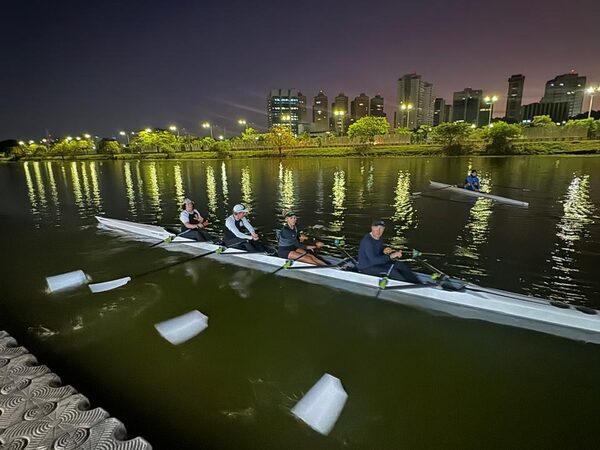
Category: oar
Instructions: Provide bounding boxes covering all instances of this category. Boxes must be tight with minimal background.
[492,184,532,192]
[88,241,247,293]
[270,250,310,275]
[333,239,358,264]
[375,263,396,300]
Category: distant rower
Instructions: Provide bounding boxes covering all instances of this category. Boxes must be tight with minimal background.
[464,169,480,191]
[278,211,327,265]
[357,219,421,284]
[179,198,214,242]
[224,204,268,252]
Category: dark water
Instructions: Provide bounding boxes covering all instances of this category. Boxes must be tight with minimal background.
[1,156,599,449]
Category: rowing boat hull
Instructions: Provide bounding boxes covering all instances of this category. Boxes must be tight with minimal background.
[95,216,600,344]
[429,181,529,207]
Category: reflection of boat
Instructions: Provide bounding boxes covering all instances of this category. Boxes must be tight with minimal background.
[95,216,600,344]
[429,181,529,207]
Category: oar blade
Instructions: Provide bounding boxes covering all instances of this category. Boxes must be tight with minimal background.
[88,276,131,293]
[46,269,89,293]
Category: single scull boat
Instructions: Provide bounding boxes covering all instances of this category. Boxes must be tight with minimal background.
[429,181,529,207]
[95,216,600,344]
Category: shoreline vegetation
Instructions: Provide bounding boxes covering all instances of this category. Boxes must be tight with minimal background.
[2,140,600,162]
[2,115,599,162]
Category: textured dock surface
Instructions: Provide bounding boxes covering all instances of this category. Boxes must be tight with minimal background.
[0,330,152,449]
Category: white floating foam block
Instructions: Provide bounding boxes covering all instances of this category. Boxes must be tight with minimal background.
[88,277,132,293]
[46,270,89,293]
[154,310,209,345]
[291,373,348,435]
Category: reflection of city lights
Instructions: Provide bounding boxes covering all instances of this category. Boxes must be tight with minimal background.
[89,162,102,209]
[123,161,137,216]
[206,165,218,215]
[45,161,60,210]
[221,162,229,203]
[23,162,38,214]
[241,167,253,208]
[173,163,185,206]
[390,170,416,248]
[329,169,346,232]
[455,172,493,277]
[278,163,295,211]
[32,161,48,210]
[545,174,596,303]
[70,162,84,210]
[146,162,162,218]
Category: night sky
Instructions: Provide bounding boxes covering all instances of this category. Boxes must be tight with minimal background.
[2,0,599,141]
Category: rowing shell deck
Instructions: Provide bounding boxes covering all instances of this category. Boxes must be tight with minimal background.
[429,181,529,207]
[95,216,600,344]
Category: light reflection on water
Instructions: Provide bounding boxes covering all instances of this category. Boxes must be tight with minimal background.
[531,173,597,303]
[390,170,416,248]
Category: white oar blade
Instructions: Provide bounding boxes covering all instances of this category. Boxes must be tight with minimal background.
[88,277,131,293]
[46,270,89,293]
[154,310,208,345]
[291,373,348,435]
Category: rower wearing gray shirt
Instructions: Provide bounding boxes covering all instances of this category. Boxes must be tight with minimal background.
[224,204,268,253]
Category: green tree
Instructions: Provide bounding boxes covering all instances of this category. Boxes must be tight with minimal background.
[266,125,296,157]
[483,121,522,154]
[240,127,258,142]
[211,140,232,157]
[430,122,473,155]
[347,116,390,145]
[532,115,556,127]
[565,118,599,138]
[98,139,122,155]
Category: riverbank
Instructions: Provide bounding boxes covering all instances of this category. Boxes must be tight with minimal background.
[2,140,599,162]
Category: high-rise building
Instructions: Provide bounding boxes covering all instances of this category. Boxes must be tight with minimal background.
[312,91,330,133]
[370,94,385,117]
[522,102,569,123]
[331,93,349,134]
[452,88,483,125]
[297,91,308,124]
[396,73,435,129]
[267,89,300,134]
[444,104,452,123]
[350,93,370,122]
[541,72,587,117]
[506,74,525,123]
[433,98,450,126]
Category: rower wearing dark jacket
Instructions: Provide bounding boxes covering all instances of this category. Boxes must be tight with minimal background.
[179,198,214,242]
[357,219,421,284]
[224,203,268,252]
[278,211,326,265]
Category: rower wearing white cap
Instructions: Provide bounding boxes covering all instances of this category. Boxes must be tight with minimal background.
[224,204,268,252]
[179,198,214,242]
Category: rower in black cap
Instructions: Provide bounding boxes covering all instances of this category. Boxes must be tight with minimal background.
[357,219,421,284]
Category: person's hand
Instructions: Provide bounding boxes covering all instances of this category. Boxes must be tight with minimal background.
[390,250,403,259]
[251,232,259,241]
[306,245,316,251]
[383,247,393,255]
[202,220,210,227]
[315,241,324,249]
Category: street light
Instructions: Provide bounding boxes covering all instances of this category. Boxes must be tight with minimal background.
[238,119,247,128]
[18,141,25,145]
[400,103,413,129]
[218,135,224,140]
[333,110,345,136]
[83,133,91,139]
[586,86,598,118]
[169,125,179,137]
[202,122,213,138]
[119,131,130,145]
[484,95,499,126]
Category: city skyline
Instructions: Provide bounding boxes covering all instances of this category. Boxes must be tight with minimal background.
[1,0,599,140]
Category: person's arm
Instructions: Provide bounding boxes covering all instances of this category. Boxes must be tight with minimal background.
[225,216,251,239]
[241,217,256,235]
[180,211,198,230]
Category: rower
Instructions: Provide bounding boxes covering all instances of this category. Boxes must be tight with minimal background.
[224,204,269,253]
[464,169,480,191]
[179,198,215,242]
[357,219,421,284]
[278,211,327,266]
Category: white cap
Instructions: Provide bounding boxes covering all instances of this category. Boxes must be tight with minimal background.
[183,198,194,205]
[233,204,248,213]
